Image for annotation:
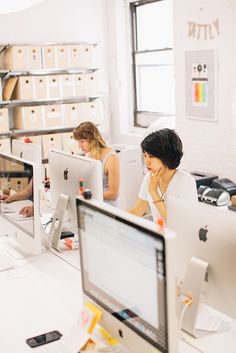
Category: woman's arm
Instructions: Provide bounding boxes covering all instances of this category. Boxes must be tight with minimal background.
[128,198,149,217]
[1,179,33,203]
[104,154,120,201]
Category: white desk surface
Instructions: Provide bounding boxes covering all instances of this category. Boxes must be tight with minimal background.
[0,235,235,353]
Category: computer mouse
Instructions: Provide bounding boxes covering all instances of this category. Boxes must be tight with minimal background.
[216,190,231,206]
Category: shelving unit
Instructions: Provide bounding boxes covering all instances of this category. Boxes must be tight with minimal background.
[0,42,103,160]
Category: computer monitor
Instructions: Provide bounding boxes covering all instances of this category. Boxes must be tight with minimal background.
[0,152,41,256]
[12,139,43,183]
[76,197,178,353]
[167,197,236,320]
[49,149,103,237]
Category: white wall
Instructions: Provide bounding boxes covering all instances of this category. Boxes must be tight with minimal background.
[173,0,236,181]
[108,0,236,182]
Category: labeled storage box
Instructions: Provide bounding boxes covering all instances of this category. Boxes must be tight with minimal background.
[47,75,61,98]
[85,72,99,96]
[44,105,63,128]
[61,74,75,97]
[64,103,84,127]
[34,76,48,99]
[82,99,104,124]
[62,132,78,155]
[42,45,57,68]
[56,45,70,68]
[74,74,86,96]
[14,76,35,100]
[0,109,9,132]
[42,133,62,158]
[3,45,42,70]
[13,106,44,130]
[69,44,94,68]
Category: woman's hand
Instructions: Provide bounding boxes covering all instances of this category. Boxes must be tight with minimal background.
[148,167,164,199]
[19,205,34,217]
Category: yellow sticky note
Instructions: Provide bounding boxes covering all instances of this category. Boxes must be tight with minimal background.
[85,302,102,333]
[98,326,119,346]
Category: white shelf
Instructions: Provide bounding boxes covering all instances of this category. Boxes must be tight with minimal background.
[3,67,98,79]
[10,96,99,108]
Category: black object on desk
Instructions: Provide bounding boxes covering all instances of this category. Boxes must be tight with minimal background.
[212,178,236,197]
[191,171,218,188]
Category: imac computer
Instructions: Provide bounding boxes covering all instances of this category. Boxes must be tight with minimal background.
[12,139,43,183]
[0,152,41,256]
[76,197,178,353]
[48,149,103,238]
[167,197,236,335]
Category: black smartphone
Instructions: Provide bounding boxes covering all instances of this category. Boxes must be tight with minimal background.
[26,330,62,348]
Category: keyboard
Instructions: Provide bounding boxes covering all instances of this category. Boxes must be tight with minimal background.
[0,254,14,271]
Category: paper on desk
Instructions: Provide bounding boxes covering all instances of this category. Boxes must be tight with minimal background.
[195,303,235,332]
[1,200,32,213]
[5,212,33,221]
[62,324,90,352]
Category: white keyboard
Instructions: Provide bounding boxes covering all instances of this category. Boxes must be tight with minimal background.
[0,254,14,271]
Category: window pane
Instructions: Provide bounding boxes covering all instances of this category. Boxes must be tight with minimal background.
[136,0,173,51]
[136,64,175,114]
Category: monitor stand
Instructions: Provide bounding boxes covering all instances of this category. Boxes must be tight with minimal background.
[179,256,208,337]
[49,194,69,252]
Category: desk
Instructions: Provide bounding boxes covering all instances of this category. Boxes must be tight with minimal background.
[0,235,235,353]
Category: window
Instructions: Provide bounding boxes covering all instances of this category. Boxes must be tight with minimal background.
[130,0,175,127]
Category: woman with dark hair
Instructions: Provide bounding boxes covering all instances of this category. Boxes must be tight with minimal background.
[73,121,120,206]
[129,128,197,222]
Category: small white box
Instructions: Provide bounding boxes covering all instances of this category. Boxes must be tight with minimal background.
[14,76,35,100]
[47,75,61,98]
[27,45,42,69]
[34,76,47,99]
[13,106,44,130]
[74,74,86,96]
[69,44,93,68]
[0,138,11,153]
[4,46,27,70]
[0,109,9,132]
[64,103,84,127]
[44,105,63,128]
[61,74,75,98]
[62,132,78,155]
[42,133,62,158]
[85,72,99,96]
[42,45,56,68]
[83,99,104,124]
[56,45,70,68]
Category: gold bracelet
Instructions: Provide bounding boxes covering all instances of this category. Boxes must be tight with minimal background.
[152,199,163,204]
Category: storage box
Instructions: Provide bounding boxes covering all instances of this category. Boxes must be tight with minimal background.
[27,45,42,69]
[61,74,75,97]
[47,75,61,98]
[42,45,56,68]
[3,45,42,70]
[44,105,63,128]
[69,44,93,68]
[85,72,99,96]
[13,106,44,130]
[56,45,70,68]
[34,76,48,99]
[64,103,84,127]
[0,109,9,132]
[0,138,11,153]
[83,99,104,124]
[18,135,42,146]
[62,132,78,155]
[5,159,25,172]
[42,134,62,158]
[10,177,29,192]
[74,74,86,96]
[3,46,27,70]
[14,76,35,100]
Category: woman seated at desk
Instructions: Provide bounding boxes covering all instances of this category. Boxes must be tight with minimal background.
[73,121,120,206]
[0,178,33,217]
[129,128,197,222]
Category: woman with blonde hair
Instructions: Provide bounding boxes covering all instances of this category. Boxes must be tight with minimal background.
[73,121,120,206]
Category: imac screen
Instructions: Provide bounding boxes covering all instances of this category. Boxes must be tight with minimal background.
[77,199,169,353]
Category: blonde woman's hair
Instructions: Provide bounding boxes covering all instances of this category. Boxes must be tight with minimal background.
[73,121,107,159]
